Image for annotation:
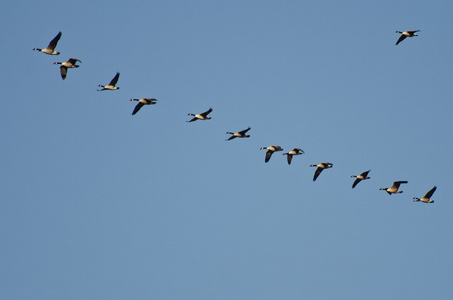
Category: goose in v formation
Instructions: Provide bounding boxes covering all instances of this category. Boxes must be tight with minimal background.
[351,170,371,188]
[33,32,62,55]
[260,145,283,163]
[395,30,420,45]
[98,72,120,91]
[283,148,304,165]
[130,98,157,115]
[380,181,408,195]
[226,127,251,141]
[310,162,333,181]
[187,108,213,122]
[54,58,81,80]
[413,186,436,203]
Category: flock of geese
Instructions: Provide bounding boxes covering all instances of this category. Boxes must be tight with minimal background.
[32,30,437,204]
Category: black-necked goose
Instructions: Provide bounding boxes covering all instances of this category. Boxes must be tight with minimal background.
[395,30,420,45]
[260,145,283,163]
[130,98,157,115]
[351,170,371,188]
[33,32,62,55]
[187,108,213,122]
[282,148,304,165]
[98,72,120,91]
[413,186,436,203]
[226,127,251,141]
[309,162,333,181]
[380,181,408,195]
[54,58,81,80]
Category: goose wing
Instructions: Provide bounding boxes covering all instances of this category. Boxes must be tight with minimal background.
[227,135,236,141]
[396,34,407,45]
[238,127,251,135]
[48,31,62,50]
[393,181,408,188]
[286,154,293,165]
[313,167,323,181]
[200,107,213,117]
[352,178,362,188]
[360,170,370,177]
[60,66,67,80]
[264,150,273,163]
[109,72,120,86]
[423,186,437,199]
[132,102,145,115]
[68,58,82,64]
[294,148,304,154]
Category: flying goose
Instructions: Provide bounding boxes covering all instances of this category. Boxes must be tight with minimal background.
[33,31,62,55]
[282,148,304,165]
[54,58,81,80]
[380,181,408,195]
[130,98,157,115]
[413,186,436,203]
[395,30,420,45]
[226,127,251,141]
[351,170,371,188]
[260,145,283,163]
[98,72,120,91]
[187,108,213,122]
[309,162,333,181]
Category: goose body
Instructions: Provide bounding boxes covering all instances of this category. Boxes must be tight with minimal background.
[98,72,120,91]
[309,162,333,181]
[33,31,62,55]
[260,145,283,163]
[380,181,408,195]
[130,98,157,115]
[413,186,436,203]
[395,30,420,45]
[226,127,251,141]
[187,108,213,122]
[282,148,304,165]
[54,58,81,80]
[351,170,371,188]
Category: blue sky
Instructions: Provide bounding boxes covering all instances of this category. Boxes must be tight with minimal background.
[2,0,453,299]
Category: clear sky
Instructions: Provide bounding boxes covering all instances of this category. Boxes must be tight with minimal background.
[1,0,453,299]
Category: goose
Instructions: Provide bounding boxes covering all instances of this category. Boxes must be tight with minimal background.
[187,108,213,122]
[351,170,371,188]
[309,162,333,181]
[260,145,283,163]
[98,72,120,91]
[380,181,408,195]
[282,148,304,165]
[33,31,62,55]
[413,186,436,203]
[395,30,420,45]
[54,58,81,80]
[226,127,251,141]
[130,98,157,115]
